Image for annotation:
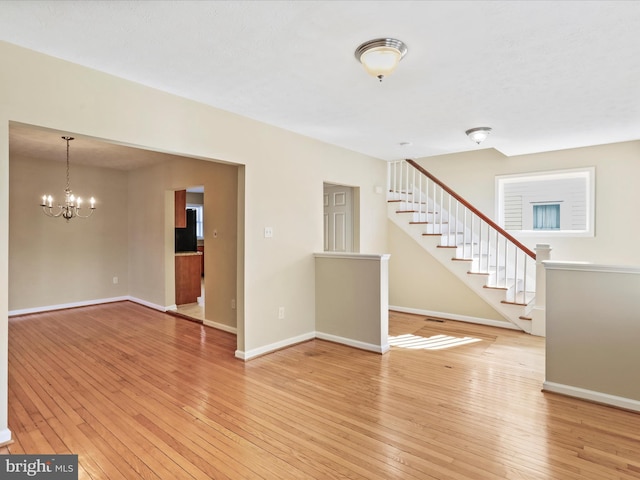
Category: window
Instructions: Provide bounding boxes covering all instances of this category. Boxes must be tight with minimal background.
[496,167,595,237]
[533,203,560,230]
[187,204,204,239]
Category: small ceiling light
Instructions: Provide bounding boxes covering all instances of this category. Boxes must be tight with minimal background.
[355,38,408,82]
[465,127,492,145]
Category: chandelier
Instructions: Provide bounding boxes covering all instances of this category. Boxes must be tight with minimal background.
[40,136,96,221]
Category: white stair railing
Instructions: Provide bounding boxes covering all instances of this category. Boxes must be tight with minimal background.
[388,159,536,305]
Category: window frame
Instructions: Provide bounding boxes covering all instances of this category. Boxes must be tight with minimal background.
[495,167,595,237]
[186,203,204,240]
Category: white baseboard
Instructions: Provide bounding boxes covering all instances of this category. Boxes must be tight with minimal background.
[235,331,316,361]
[10,299,390,360]
[9,297,177,317]
[389,305,520,330]
[236,330,389,361]
[203,319,237,335]
[316,331,389,354]
[8,296,130,317]
[127,297,170,312]
[543,381,640,413]
[0,428,12,445]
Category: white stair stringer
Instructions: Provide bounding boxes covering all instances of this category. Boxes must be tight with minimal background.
[388,201,533,333]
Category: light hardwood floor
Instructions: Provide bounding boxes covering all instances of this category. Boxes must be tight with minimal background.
[6,303,640,479]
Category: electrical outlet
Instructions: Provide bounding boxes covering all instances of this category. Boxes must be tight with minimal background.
[112,276,118,285]
[278,306,285,319]
[231,299,236,309]
[264,227,273,238]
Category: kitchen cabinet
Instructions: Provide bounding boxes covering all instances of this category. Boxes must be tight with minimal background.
[197,245,204,276]
[175,190,186,228]
[175,252,202,305]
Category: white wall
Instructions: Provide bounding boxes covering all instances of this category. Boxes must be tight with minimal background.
[389,141,640,324]
[126,156,239,329]
[315,253,390,353]
[9,155,129,312]
[544,262,640,411]
[0,119,8,444]
[388,222,505,322]
[411,142,640,264]
[0,41,389,442]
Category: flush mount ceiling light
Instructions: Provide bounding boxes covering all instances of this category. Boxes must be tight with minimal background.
[465,127,492,145]
[355,38,408,82]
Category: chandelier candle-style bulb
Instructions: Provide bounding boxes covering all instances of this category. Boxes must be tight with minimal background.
[40,136,97,221]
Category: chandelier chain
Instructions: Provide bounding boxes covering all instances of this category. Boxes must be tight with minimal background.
[65,137,71,192]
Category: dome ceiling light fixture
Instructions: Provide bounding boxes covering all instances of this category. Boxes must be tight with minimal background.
[465,127,492,145]
[355,38,408,82]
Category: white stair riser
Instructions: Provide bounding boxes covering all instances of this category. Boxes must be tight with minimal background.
[388,200,533,333]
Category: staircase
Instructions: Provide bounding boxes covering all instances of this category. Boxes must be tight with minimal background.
[388,159,537,333]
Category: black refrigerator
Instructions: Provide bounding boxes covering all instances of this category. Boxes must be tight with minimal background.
[175,209,197,252]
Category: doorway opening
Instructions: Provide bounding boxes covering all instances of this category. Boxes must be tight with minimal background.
[174,186,206,322]
[7,121,242,359]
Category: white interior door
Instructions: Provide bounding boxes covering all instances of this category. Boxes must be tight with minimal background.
[324,184,353,252]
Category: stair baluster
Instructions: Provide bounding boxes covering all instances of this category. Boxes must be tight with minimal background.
[388,159,538,332]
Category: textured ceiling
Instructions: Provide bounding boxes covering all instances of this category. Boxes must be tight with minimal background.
[9,123,186,170]
[2,0,640,167]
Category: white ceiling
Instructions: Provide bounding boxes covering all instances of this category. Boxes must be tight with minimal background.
[2,0,640,168]
[9,123,189,170]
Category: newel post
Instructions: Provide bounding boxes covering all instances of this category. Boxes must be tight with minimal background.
[531,244,552,336]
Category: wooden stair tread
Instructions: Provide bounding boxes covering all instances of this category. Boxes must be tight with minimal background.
[502,292,535,307]
[409,219,441,224]
[502,300,530,307]
[388,200,430,206]
[389,171,537,332]
[397,210,440,214]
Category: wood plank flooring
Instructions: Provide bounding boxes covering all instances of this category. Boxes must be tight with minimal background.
[6,302,640,479]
